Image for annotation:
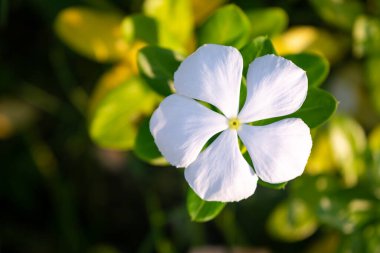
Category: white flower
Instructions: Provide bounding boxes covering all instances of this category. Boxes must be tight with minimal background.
[150,44,312,202]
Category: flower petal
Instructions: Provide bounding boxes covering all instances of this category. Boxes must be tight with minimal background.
[238,54,308,123]
[238,118,312,184]
[174,44,243,118]
[150,94,228,168]
[185,129,258,202]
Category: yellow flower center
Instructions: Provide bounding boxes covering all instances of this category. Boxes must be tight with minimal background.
[228,117,241,130]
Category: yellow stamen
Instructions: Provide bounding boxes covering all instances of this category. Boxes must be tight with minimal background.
[228,117,241,130]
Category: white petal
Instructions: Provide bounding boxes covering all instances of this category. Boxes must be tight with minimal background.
[150,94,228,168]
[238,118,312,184]
[174,44,243,118]
[185,129,258,202]
[238,54,308,123]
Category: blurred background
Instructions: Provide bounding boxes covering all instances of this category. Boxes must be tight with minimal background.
[1,0,380,252]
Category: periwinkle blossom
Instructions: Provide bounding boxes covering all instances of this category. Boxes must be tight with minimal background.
[150,44,312,202]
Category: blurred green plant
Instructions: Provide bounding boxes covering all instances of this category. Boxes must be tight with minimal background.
[4,0,380,251]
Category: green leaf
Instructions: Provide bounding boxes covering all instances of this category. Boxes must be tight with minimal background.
[121,14,158,45]
[258,179,287,190]
[253,88,337,129]
[138,46,183,96]
[54,7,126,62]
[285,53,330,87]
[134,117,168,166]
[353,16,380,58]
[267,199,318,242]
[143,0,194,54]
[240,36,276,76]
[187,188,226,222]
[89,77,158,150]
[309,0,364,31]
[198,4,250,49]
[328,115,367,187]
[246,7,288,38]
[292,88,337,128]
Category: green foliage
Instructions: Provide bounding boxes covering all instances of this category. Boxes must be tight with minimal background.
[309,0,364,31]
[258,180,287,190]
[285,53,330,87]
[198,4,250,49]
[254,88,337,129]
[134,117,168,166]
[121,14,158,44]
[143,0,194,54]
[246,7,288,38]
[54,7,126,62]
[240,36,276,76]
[89,77,158,150]
[292,88,337,128]
[267,199,318,242]
[187,188,226,222]
[138,46,183,96]
[353,16,380,57]
[366,57,380,113]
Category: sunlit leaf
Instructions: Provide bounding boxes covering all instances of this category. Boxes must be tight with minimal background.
[353,16,380,58]
[143,0,194,54]
[309,0,364,31]
[54,7,127,62]
[187,188,226,222]
[134,117,168,166]
[121,14,158,45]
[191,0,226,25]
[307,130,337,175]
[246,7,288,38]
[198,4,250,49]
[89,77,158,150]
[138,46,183,96]
[240,36,276,76]
[89,63,134,114]
[328,115,367,187]
[273,26,349,63]
[285,53,330,87]
[267,199,318,242]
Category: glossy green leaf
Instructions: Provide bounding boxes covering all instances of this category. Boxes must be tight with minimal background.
[134,117,168,166]
[285,53,330,87]
[89,77,158,150]
[292,88,337,128]
[240,36,276,76]
[353,16,380,58]
[254,88,337,129]
[187,188,226,222]
[267,199,318,242]
[143,0,194,54]
[121,14,158,45]
[246,7,288,38]
[309,0,363,31]
[138,46,183,96]
[198,4,250,49]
